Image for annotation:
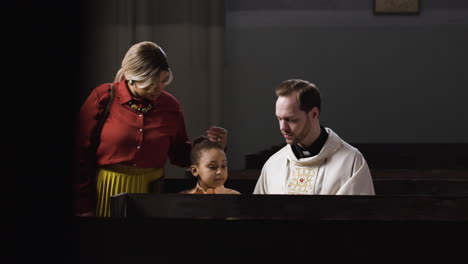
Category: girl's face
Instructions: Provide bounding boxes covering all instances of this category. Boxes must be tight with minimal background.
[191,148,228,190]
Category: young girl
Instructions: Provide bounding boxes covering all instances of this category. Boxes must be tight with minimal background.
[180,136,240,194]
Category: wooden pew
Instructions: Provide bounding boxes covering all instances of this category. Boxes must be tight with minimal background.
[162,168,468,195]
[67,193,468,262]
[245,143,468,170]
[238,143,468,195]
[110,193,468,220]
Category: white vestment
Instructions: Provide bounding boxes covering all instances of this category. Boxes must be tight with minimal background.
[253,127,375,195]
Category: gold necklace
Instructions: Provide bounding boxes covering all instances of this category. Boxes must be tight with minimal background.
[127,101,153,113]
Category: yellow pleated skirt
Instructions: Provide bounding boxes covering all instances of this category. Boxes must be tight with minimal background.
[96,164,163,217]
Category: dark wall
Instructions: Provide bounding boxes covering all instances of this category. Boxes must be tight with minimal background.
[14,1,89,263]
[224,0,468,169]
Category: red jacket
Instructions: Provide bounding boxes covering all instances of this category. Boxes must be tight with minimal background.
[72,80,191,214]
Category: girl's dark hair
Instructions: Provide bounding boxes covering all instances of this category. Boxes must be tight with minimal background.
[190,136,224,165]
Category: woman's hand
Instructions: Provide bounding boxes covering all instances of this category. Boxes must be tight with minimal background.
[206,126,228,150]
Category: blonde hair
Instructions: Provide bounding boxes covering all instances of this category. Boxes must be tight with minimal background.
[114,41,173,89]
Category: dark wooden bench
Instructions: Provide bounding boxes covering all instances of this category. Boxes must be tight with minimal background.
[245,143,468,170]
[110,193,468,220]
[235,143,468,195]
[73,215,468,263]
[67,193,468,262]
[161,168,468,195]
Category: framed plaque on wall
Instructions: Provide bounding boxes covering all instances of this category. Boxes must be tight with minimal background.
[374,0,420,14]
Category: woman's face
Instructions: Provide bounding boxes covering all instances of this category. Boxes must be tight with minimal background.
[132,70,170,101]
[191,148,228,190]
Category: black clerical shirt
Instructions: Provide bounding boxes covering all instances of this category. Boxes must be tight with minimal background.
[291,126,329,159]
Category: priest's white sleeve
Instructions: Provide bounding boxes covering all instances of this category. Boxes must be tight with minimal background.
[336,153,375,195]
[253,166,268,194]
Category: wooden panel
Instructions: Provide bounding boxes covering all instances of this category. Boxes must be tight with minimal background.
[72,217,468,263]
[245,143,468,170]
[162,177,468,195]
[228,168,468,180]
[111,193,468,221]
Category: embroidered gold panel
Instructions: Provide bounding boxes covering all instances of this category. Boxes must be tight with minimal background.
[286,166,318,194]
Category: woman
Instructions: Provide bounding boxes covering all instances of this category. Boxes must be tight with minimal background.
[73,41,227,217]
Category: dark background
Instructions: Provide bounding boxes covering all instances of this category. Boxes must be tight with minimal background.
[12,1,468,263]
[13,1,87,263]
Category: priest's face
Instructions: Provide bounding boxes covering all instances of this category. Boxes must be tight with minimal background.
[276,94,312,146]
